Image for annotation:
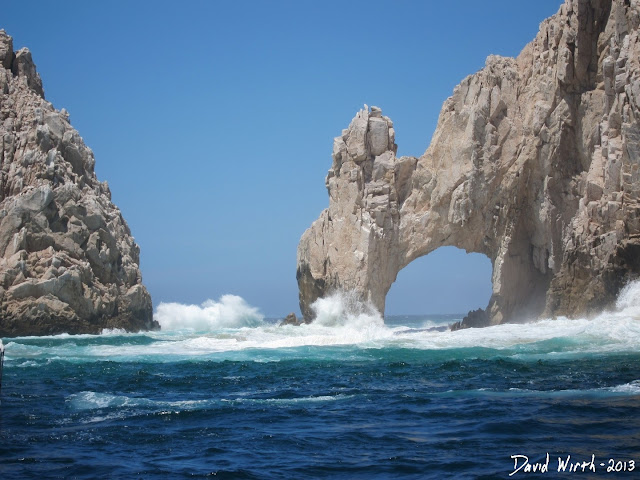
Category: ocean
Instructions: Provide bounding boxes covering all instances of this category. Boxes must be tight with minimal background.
[2,284,640,479]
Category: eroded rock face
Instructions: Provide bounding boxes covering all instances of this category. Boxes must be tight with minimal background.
[297,0,640,327]
[0,30,156,336]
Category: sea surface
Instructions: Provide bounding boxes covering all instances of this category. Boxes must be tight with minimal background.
[2,285,640,479]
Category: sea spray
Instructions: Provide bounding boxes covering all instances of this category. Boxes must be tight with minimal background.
[615,279,640,314]
[4,288,640,479]
[311,290,384,328]
[154,294,264,331]
[8,280,639,362]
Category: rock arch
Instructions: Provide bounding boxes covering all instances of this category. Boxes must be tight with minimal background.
[297,0,640,327]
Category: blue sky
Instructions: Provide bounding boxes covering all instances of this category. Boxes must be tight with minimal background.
[3,0,562,316]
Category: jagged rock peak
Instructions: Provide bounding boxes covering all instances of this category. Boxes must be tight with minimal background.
[0,30,156,336]
[297,104,416,321]
[297,0,640,328]
[0,30,44,98]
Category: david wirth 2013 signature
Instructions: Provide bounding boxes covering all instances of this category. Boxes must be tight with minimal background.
[509,454,635,475]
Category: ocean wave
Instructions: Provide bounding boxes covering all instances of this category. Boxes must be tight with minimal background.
[311,291,384,328]
[615,279,640,312]
[435,380,640,399]
[5,320,640,362]
[154,294,264,331]
[221,394,355,405]
[67,391,216,411]
[66,390,354,415]
[5,281,640,361]
[607,379,640,394]
[100,328,127,335]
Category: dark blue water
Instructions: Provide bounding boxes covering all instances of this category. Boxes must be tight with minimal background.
[2,310,640,479]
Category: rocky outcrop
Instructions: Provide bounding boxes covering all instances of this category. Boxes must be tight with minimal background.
[0,30,156,336]
[279,312,304,326]
[297,0,640,327]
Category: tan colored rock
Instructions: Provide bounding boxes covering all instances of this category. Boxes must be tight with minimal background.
[297,0,640,327]
[0,30,155,336]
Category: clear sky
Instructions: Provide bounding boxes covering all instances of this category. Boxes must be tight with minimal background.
[3,0,562,316]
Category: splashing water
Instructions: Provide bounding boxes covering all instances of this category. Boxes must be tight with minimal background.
[311,290,383,327]
[4,283,640,479]
[5,280,640,363]
[154,294,264,331]
[615,278,640,314]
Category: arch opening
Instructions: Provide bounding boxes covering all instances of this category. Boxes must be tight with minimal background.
[384,246,492,321]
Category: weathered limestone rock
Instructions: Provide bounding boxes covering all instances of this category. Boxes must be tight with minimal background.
[297,0,640,327]
[0,30,156,336]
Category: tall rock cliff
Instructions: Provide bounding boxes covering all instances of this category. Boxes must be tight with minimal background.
[0,30,156,336]
[297,0,640,327]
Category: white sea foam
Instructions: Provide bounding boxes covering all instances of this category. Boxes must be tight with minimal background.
[443,381,640,398]
[223,394,355,405]
[68,391,215,411]
[150,281,640,356]
[100,328,127,335]
[15,360,38,368]
[6,281,640,362]
[615,279,640,313]
[66,390,355,416]
[607,379,640,394]
[154,294,264,331]
[311,290,384,328]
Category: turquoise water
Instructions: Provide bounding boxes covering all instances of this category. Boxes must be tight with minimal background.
[2,288,640,479]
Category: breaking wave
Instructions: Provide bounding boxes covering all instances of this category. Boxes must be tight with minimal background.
[5,280,640,363]
[154,294,264,331]
[311,290,384,328]
[615,278,640,313]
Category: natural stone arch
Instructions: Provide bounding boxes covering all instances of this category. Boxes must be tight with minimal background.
[297,0,640,327]
[297,97,553,326]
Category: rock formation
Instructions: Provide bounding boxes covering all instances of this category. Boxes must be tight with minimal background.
[0,30,156,336]
[297,0,640,327]
[279,312,303,326]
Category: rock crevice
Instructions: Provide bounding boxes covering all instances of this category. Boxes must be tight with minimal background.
[297,0,640,327]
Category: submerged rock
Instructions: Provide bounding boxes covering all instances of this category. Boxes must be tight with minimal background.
[0,30,156,336]
[297,0,640,328]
